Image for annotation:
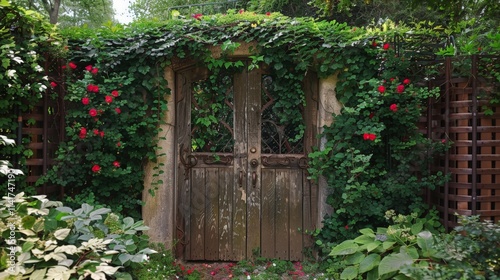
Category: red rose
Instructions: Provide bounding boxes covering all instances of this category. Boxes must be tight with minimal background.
[369,112,375,119]
[390,103,398,112]
[344,225,349,230]
[82,97,89,105]
[93,129,99,136]
[111,90,119,97]
[266,12,271,16]
[91,164,101,173]
[50,81,57,88]
[239,9,244,14]
[383,43,390,50]
[116,141,121,147]
[113,161,120,168]
[192,13,202,20]
[363,133,370,140]
[85,65,93,72]
[89,108,98,117]
[69,62,77,69]
[91,68,98,75]
[115,107,121,114]
[377,85,386,94]
[397,84,405,93]
[80,127,87,135]
[403,78,410,85]
[105,96,113,104]
[368,134,376,141]
[99,131,105,138]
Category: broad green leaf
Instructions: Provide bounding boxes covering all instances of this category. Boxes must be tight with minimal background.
[367,241,381,252]
[410,221,423,235]
[345,251,365,265]
[22,241,35,252]
[416,231,434,257]
[382,241,396,250]
[366,267,378,280]
[359,228,375,237]
[330,240,359,256]
[90,208,111,217]
[354,235,374,244]
[359,253,381,274]
[22,216,36,229]
[340,266,358,280]
[378,252,413,276]
[114,272,133,280]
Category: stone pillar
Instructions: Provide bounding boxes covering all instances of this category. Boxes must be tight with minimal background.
[316,73,342,227]
[142,67,176,249]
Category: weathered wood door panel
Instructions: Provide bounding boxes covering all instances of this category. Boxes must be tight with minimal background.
[176,64,316,261]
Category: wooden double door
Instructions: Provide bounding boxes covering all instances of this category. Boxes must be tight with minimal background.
[175,63,317,261]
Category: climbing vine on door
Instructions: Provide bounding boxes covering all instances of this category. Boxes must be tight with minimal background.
[175,62,318,261]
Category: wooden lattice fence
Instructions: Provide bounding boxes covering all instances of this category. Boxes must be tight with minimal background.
[426,55,500,229]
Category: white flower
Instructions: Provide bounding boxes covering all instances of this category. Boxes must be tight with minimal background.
[12,56,23,64]
[38,84,47,92]
[43,75,48,80]
[34,65,43,72]
[7,69,16,78]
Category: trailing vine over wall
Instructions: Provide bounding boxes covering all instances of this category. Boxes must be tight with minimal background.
[30,9,499,231]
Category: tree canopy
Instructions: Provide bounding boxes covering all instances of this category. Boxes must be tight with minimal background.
[16,0,114,27]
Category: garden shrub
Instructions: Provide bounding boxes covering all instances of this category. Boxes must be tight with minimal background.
[0,193,155,279]
[308,41,450,245]
[327,211,500,280]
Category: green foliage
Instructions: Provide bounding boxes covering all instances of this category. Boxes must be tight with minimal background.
[0,0,63,194]
[0,192,155,279]
[327,212,500,279]
[326,211,442,279]
[403,215,500,279]
[309,44,450,245]
[128,243,178,279]
[38,36,170,217]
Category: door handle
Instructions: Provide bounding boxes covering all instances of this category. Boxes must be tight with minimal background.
[252,171,257,188]
[250,159,259,168]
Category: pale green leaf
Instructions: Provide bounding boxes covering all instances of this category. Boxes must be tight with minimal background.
[378,252,413,276]
[359,253,381,274]
[340,266,358,280]
[330,240,359,256]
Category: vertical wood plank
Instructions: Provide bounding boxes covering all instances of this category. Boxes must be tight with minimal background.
[302,171,313,251]
[246,67,262,259]
[175,72,192,259]
[456,87,470,212]
[232,67,247,260]
[289,169,303,261]
[219,168,233,260]
[275,169,290,260]
[190,168,206,260]
[261,169,276,258]
[205,168,219,260]
[480,118,492,221]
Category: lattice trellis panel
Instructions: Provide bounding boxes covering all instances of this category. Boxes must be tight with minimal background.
[426,55,500,229]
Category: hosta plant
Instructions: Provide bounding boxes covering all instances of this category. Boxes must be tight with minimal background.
[327,210,444,280]
[0,193,155,279]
